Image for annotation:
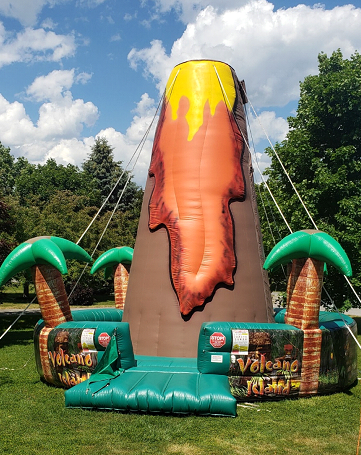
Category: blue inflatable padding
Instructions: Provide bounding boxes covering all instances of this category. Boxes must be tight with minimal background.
[65,370,237,416]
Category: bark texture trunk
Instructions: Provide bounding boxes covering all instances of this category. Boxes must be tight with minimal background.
[285,258,324,329]
[32,264,73,327]
[38,327,53,384]
[114,264,130,310]
[285,257,324,396]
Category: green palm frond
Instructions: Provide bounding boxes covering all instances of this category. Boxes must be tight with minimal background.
[91,246,134,279]
[263,230,352,276]
[0,236,92,287]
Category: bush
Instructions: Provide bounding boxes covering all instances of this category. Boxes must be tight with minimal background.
[66,282,94,306]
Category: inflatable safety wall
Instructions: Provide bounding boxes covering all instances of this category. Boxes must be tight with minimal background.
[123,60,274,357]
[34,322,102,388]
[33,316,129,388]
[197,314,357,401]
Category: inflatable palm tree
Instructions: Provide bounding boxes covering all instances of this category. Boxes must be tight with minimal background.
[91,246,133,310]
[0,236,92,327]
[264,229,352,395]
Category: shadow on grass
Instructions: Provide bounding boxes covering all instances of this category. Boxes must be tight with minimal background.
[0,291,36,305]
[0,374,15,387]
[0,314,40,347]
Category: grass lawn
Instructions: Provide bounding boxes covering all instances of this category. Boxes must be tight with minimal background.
[0,284,115,310]
[0,309,360,455]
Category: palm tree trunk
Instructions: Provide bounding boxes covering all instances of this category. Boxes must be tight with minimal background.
[285,257,324,395]
[38,326,54,384]
[285,258,324,329]
[114,264,130,310]
[32,264,73,327]
[299,329,323,396]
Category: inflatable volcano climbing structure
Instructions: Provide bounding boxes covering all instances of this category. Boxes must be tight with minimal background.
[0,60,357,416]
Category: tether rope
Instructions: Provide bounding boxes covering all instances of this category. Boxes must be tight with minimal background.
[213,65,361,348]
[76,70,180,247]
[244,93,361,308]
[245,106,284,250]
[246,96,318,231]
[0,78,171,343]
[0,296,37,342]
[73,69,179,263]
[68,90,166,301]
[255,171,277,246]
[213,65,292,233]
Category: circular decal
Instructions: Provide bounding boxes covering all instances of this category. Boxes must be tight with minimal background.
[98,332,111,348]
[210,332,226,348]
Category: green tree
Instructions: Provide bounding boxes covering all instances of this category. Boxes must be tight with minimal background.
[15,158,98,206]
[0,142,16,196]
[82,136,143,213]
[0,141,143,300]
[260,50,361,310]
[0,200,16,266]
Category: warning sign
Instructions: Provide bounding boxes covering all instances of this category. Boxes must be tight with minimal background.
[210,332,226,348]
[98,332,111,348]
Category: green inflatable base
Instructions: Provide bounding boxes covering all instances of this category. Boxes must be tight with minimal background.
[65,368,237,417]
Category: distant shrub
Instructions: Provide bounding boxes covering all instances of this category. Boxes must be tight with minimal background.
[66,282,94,306]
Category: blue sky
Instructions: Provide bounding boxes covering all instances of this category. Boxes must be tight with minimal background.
[0,0,360,187]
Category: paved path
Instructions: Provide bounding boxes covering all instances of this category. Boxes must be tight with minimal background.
[0,308,41,316]
[1,306,361,316]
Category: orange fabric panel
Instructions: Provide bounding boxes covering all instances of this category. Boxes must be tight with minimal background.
[149,96,244,315]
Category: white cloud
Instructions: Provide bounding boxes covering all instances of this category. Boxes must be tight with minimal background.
[39,93,158,187]
[124,12,135,21]
[0,86,156,187]
[240,110,289,181]
[76,0,107,7]
[0,25,76,68]
[44,137,95,166]
[76,71,92,85]
[251,150,271,182]
[0,0,52,26]
[37,95,98,139]
[0,93,36,145]
[97,93,158,186]
[110,33,121,42]
[129,2,361,108]
[41,18,57,29]
[26,69,76,102]
[26,69,93,102]
[0,0,107,26]
[0,69,99,161]
[247,110,289,145]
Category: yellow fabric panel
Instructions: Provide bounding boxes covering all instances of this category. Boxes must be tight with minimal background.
[165,60,236,141]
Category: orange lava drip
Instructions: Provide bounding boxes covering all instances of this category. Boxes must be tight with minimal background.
[149,96,245,315]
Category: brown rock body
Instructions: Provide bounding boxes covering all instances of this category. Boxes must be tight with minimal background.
[123,61,273,357]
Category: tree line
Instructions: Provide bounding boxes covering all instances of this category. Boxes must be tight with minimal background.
[0,137,143,303]
[257,50,361,310]
[1,50,360,309]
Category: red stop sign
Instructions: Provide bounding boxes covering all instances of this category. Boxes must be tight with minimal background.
[98,332,111,348]
[210,332,226,348]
